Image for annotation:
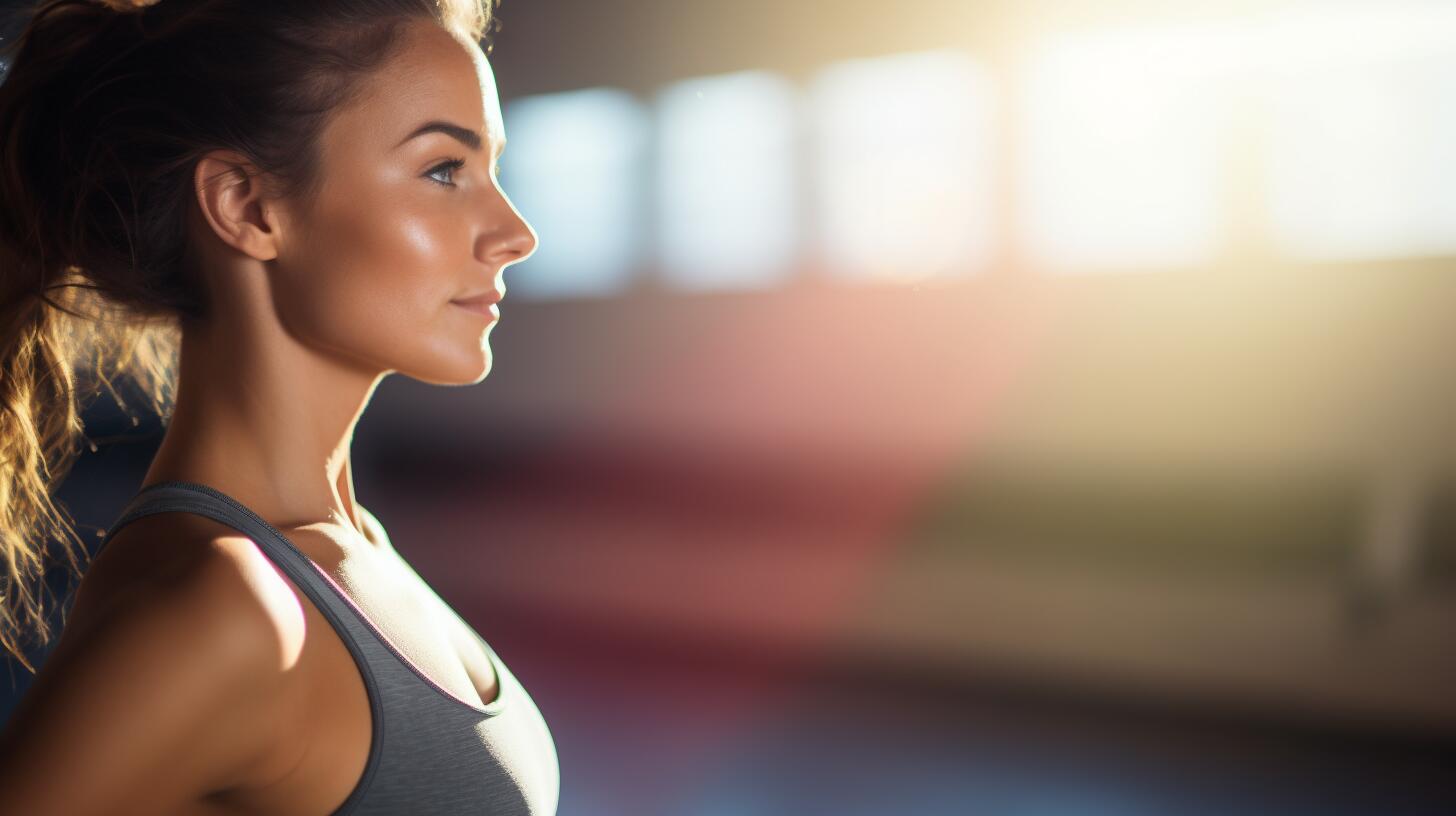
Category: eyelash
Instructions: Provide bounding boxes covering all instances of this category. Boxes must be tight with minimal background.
[425,158,502,188]
[425,158,467,187]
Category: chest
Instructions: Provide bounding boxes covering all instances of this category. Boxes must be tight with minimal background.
[283,523,501,717]
[217,529,504,814]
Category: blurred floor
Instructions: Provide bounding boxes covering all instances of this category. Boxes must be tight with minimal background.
[478,600,1456,816]
[368,463,1455,816]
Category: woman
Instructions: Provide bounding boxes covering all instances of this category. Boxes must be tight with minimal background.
[0,0,557,813]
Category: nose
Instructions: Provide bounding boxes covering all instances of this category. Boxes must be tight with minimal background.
[479,194,538,270]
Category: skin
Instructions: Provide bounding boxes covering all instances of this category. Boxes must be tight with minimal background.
[145,17,535,530]
[0,18,538,815]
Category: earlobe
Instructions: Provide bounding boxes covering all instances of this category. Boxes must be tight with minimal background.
[193,150,281,262]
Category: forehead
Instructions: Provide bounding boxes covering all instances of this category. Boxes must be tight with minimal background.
[325,19,505,154]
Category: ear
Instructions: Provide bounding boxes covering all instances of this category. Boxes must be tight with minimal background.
[192,150,284,262]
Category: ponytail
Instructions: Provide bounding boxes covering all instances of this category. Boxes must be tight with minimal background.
[0,0,495,673]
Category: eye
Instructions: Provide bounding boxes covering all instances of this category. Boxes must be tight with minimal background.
[425,158,467,187]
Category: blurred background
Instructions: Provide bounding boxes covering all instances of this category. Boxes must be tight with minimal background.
[5,0,1456,813]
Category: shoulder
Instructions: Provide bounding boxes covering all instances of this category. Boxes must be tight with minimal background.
[73,513,308,663]
[87,535,306,700]
[0,525,308,813]
[80,515,312,718]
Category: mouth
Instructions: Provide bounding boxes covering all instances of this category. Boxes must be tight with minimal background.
[450,290,503,318]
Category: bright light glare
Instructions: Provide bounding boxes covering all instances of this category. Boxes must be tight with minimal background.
[655,71,800,292]
[1019,25,1240,272]
[500,88,649,299]
[1263,4,1456,260]
[810,49,995,283]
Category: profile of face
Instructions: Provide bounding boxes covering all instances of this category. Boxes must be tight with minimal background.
[261,18,537,386]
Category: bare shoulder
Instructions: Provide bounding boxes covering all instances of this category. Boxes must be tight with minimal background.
[69,512,308,663]
[0,518,309,815]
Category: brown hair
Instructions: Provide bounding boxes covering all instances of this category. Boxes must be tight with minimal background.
[0,0,500,673]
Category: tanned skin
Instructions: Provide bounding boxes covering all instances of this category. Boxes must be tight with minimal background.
[0,18,535,814]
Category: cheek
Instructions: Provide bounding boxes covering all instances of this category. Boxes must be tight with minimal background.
[276,194,459,357]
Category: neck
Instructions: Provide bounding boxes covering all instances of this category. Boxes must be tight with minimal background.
[142,306,385,536]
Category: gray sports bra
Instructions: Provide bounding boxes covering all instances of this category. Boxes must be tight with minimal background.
[97,480,560,815]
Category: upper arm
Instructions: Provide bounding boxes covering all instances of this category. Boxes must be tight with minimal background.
[0,545,302,816]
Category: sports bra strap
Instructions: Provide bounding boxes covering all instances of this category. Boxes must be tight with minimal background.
[97,480,381,680]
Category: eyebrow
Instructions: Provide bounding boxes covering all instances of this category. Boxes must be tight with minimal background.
[395,120,505,155]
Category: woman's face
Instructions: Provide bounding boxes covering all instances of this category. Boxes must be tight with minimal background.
[269,19,535,385]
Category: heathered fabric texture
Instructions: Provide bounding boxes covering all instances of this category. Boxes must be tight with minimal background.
[96,480,560,815]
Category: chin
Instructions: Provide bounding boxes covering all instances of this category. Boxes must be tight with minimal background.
[462,356,494,384]
[401,348,494,386]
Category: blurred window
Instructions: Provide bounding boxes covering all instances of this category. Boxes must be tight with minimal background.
[1018,24,1239,271]
[1265,4,1456,260]
[655,70,800,292]
[501,87,650,299]
[810,49,996,283]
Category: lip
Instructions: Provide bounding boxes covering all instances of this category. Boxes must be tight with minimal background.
[451,298,500,319]
[450,289,504,318]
